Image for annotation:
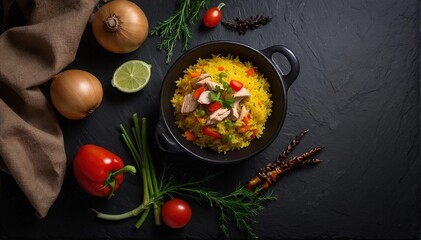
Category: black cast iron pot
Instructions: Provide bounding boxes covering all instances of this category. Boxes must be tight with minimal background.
[155,41,300,164]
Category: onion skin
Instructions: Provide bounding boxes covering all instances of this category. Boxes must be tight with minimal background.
[92,0,149,54]
[50,70,103,120]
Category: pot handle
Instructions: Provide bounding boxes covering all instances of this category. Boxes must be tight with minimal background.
[261,45,300,90]
[155,116,185,153]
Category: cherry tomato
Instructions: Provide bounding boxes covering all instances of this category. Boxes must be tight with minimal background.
[203,3,225,28]
[161,198,192,228]
[229,80,243,91]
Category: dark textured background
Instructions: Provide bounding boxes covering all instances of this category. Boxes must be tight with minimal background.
[1,0,420,239]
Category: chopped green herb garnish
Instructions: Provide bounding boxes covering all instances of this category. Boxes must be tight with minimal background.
[226,87,233,94]
[222,82,229,89]
[222,98,235,108]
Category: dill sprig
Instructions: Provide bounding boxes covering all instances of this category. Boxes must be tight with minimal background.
[150,0,210,63]
[176,185,276,238]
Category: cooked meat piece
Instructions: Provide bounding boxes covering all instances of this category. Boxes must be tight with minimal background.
[194,79,208,88]
[191,73,211,88]
[234,87,250,99]
[239,105,248,120]
[181,93,198,114]
[229,100,240,121]
[206,108,230,125]
[197,90,212,104]
[205,81,223,91]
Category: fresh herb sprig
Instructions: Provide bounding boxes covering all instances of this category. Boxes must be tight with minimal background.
[150,0,210,63]
[175,185,276,238]
[210,86,235,109]
[209,73,235,108]
[91,113,276,238]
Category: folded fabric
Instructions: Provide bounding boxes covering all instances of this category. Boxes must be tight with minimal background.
[0,0,98,218]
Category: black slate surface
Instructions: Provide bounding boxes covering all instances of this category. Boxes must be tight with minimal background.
[1,0,420,239]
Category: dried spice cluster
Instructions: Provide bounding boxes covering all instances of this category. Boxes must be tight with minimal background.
[246,130,324,191]
[222,15,273,35]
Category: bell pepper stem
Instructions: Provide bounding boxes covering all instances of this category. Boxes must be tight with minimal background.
[100,165,137,199]
[111,165,137,176]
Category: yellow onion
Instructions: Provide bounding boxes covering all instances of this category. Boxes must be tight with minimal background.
[92,0,149,53]
[50,69,103,120]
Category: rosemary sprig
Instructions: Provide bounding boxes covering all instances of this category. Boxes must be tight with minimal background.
[150,0,210,63]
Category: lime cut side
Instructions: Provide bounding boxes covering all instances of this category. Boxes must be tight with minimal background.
[112,60,152,93]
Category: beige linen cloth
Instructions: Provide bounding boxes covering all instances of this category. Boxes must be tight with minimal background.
[0,0,98,218]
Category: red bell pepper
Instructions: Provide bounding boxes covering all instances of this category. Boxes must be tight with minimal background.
[229,80,243,91]
[202,126,221,139]
[208,101,222,112]
[73,144,136,199]
[193,86,206,99]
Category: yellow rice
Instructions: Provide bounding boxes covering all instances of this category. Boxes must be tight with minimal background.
[171,55,273,153]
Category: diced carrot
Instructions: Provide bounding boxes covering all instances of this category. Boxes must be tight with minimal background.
[218,66,224,71]
[184,130,196,141]
[239,125,251,133]
[246,68,255,77]
[189,71,201,78]
[242,115,250,125]
[193,86,206,99]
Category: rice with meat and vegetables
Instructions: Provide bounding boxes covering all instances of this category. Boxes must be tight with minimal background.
[171,54,272,153]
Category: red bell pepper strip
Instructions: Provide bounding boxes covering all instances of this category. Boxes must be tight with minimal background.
[208,101,222,112]
[229,80,243,91]
[202,126,221,139]
[242,115,250,125]
[250,129,257,139]
[193,86,206,99]
[73,144,136,199]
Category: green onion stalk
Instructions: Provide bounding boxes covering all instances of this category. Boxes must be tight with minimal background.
[91,114,161,227]
[91,114,277,238]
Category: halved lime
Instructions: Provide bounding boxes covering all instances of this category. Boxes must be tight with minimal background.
[112,60,152,93]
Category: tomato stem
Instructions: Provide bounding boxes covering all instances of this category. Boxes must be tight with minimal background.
[217,2,225,10]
